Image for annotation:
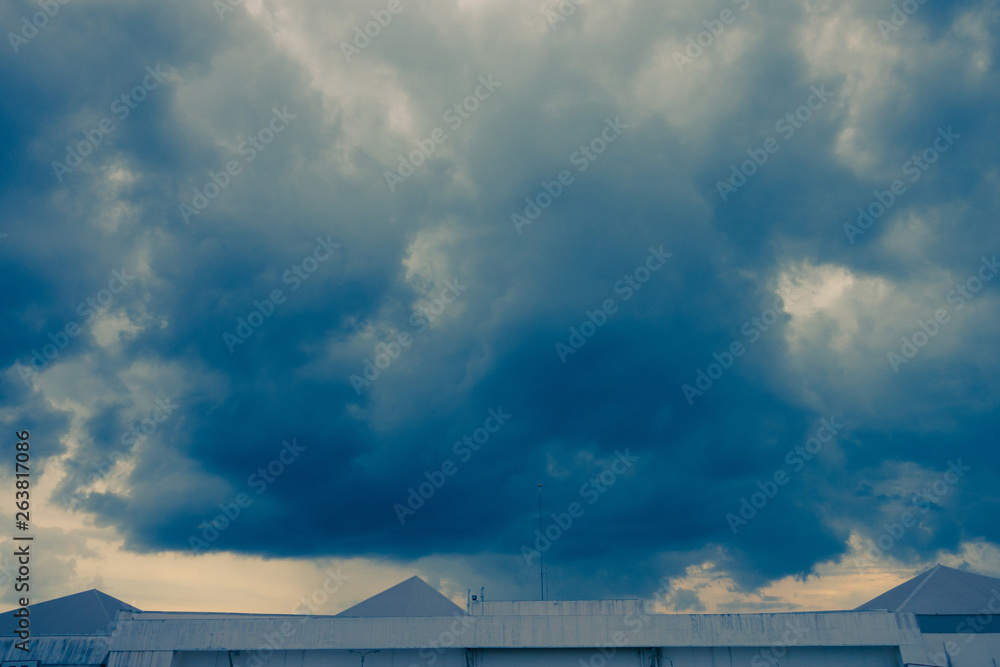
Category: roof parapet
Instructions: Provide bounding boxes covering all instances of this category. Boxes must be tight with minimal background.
[468,599,645,616]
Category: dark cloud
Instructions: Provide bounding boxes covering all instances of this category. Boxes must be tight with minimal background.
[2,0,999,602]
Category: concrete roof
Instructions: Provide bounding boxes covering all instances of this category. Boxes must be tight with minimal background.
[0,589,139,636]
[855,564,1000,614]
[470,599,645,616]
[111,610,923,650]
[335,576,466,617]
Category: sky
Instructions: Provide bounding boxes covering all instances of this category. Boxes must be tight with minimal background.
[1,0,999,616]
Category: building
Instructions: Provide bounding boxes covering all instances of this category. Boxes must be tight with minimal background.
[0,589,137,667]
[3,564,999,667]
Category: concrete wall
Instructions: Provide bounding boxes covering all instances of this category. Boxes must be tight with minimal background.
[111,611,921,650]
[469,601,646,616]
[103,610,978,667]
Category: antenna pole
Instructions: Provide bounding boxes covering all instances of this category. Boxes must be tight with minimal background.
[538,483,544,601]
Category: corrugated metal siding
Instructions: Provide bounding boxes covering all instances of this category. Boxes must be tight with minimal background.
[0,636,111,665]
[107,650,174,667]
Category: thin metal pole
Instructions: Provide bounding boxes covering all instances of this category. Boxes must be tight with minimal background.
[538,483,544,601]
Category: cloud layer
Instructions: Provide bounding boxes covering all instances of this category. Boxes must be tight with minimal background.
[1,0,999,606]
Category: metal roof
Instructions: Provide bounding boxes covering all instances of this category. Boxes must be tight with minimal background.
[855,564,1000,614]
[0,589,139,636]
[0,636,111,666]
[335,576,466,617]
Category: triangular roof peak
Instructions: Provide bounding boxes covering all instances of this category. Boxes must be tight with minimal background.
[856,563,1000,614]
[0,588,139,635]
[336,576,466,617]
